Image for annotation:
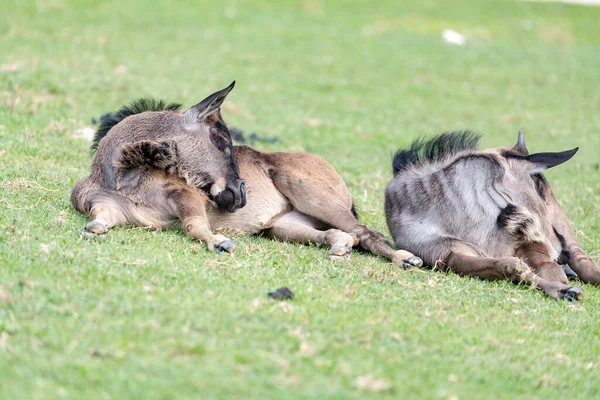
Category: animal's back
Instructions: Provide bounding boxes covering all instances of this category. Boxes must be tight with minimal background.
[385,132,527,261]
[389,156,510,255]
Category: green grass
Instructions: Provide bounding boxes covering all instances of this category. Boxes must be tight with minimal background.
[1,0,600,398]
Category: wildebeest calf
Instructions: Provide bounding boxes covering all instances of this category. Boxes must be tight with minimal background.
[72,89,422,267]
[385,131,599,300]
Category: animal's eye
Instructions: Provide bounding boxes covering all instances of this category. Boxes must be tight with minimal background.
[224,147,231,156]
[210,128,231,152]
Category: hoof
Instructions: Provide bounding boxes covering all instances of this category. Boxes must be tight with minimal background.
[402,256,423,269]
[563,265,579,281]
[215,240,236,254]
[328,245,351,261]
[560,286,584,302]
[393,250,423,269]
[81,228,107,240]
[85,220,109,235]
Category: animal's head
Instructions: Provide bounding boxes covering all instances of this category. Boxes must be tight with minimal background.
[493,130,578,217]
[180,81,246,212]
[93,81,246,213]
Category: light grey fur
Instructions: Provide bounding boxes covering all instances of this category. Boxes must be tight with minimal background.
[385,149,559,266]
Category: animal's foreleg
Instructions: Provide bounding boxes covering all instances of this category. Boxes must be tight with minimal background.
[443,239,582,301]
[182,216,235,253]
[546,194,600,284]
[514,241,568,283]
[172,188,235,253]
[514,241,583,301]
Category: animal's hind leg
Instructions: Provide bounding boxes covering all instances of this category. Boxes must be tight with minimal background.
[267,154,421,267]
[264,211,358,260]
[439,238,582,301]
[350,224,422,268]
[81,190,138,239]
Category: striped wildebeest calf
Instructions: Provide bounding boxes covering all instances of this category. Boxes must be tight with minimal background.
[385,131,599,300]
[71,83,422,267]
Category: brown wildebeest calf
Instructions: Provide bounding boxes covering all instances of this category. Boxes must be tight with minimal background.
[385,130,599,300]
[72,88,422,267]
[72,82,247,253]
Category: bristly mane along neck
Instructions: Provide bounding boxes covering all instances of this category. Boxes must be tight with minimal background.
[91,98,182,152]
[392,131,481,175]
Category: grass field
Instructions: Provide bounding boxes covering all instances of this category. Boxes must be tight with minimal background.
[1,0,600,398]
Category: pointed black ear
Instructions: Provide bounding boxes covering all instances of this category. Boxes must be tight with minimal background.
[513,130,529,155]
[525,147,578,173]
[185,81,235,122]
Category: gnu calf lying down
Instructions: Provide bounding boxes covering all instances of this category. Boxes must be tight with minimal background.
[71,83,422,267]
[385,130,599,301]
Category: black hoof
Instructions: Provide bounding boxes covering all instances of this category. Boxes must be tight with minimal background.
[563,265,579,281]
[560,286,584,302]
[215,240,236,254]
[403,256,423,269]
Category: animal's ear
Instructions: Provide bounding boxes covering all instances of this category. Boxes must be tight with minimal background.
[512,130,529,155]
[524,148,578,173]
[185,81,235,122]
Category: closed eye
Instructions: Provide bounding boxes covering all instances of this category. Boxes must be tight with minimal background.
[210,128,232,152]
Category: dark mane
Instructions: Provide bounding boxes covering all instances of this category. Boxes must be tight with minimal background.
[91,98,183,151]
[392,131,481,175]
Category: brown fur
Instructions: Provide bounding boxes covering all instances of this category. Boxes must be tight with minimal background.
[535,174,600,284]
[74,142,422,267]
[72,82,247,219]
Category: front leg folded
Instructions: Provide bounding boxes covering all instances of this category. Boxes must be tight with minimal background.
[170,184,235,254]
[116,139,235,253]
[182,216,235,253]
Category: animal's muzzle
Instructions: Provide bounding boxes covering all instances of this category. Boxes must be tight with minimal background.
[214,179,247,213]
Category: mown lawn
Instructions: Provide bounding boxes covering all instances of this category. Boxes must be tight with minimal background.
[1,0,600,398]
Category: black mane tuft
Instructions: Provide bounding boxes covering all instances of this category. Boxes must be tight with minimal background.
[392,131,481,175]
[91,98,183,151]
